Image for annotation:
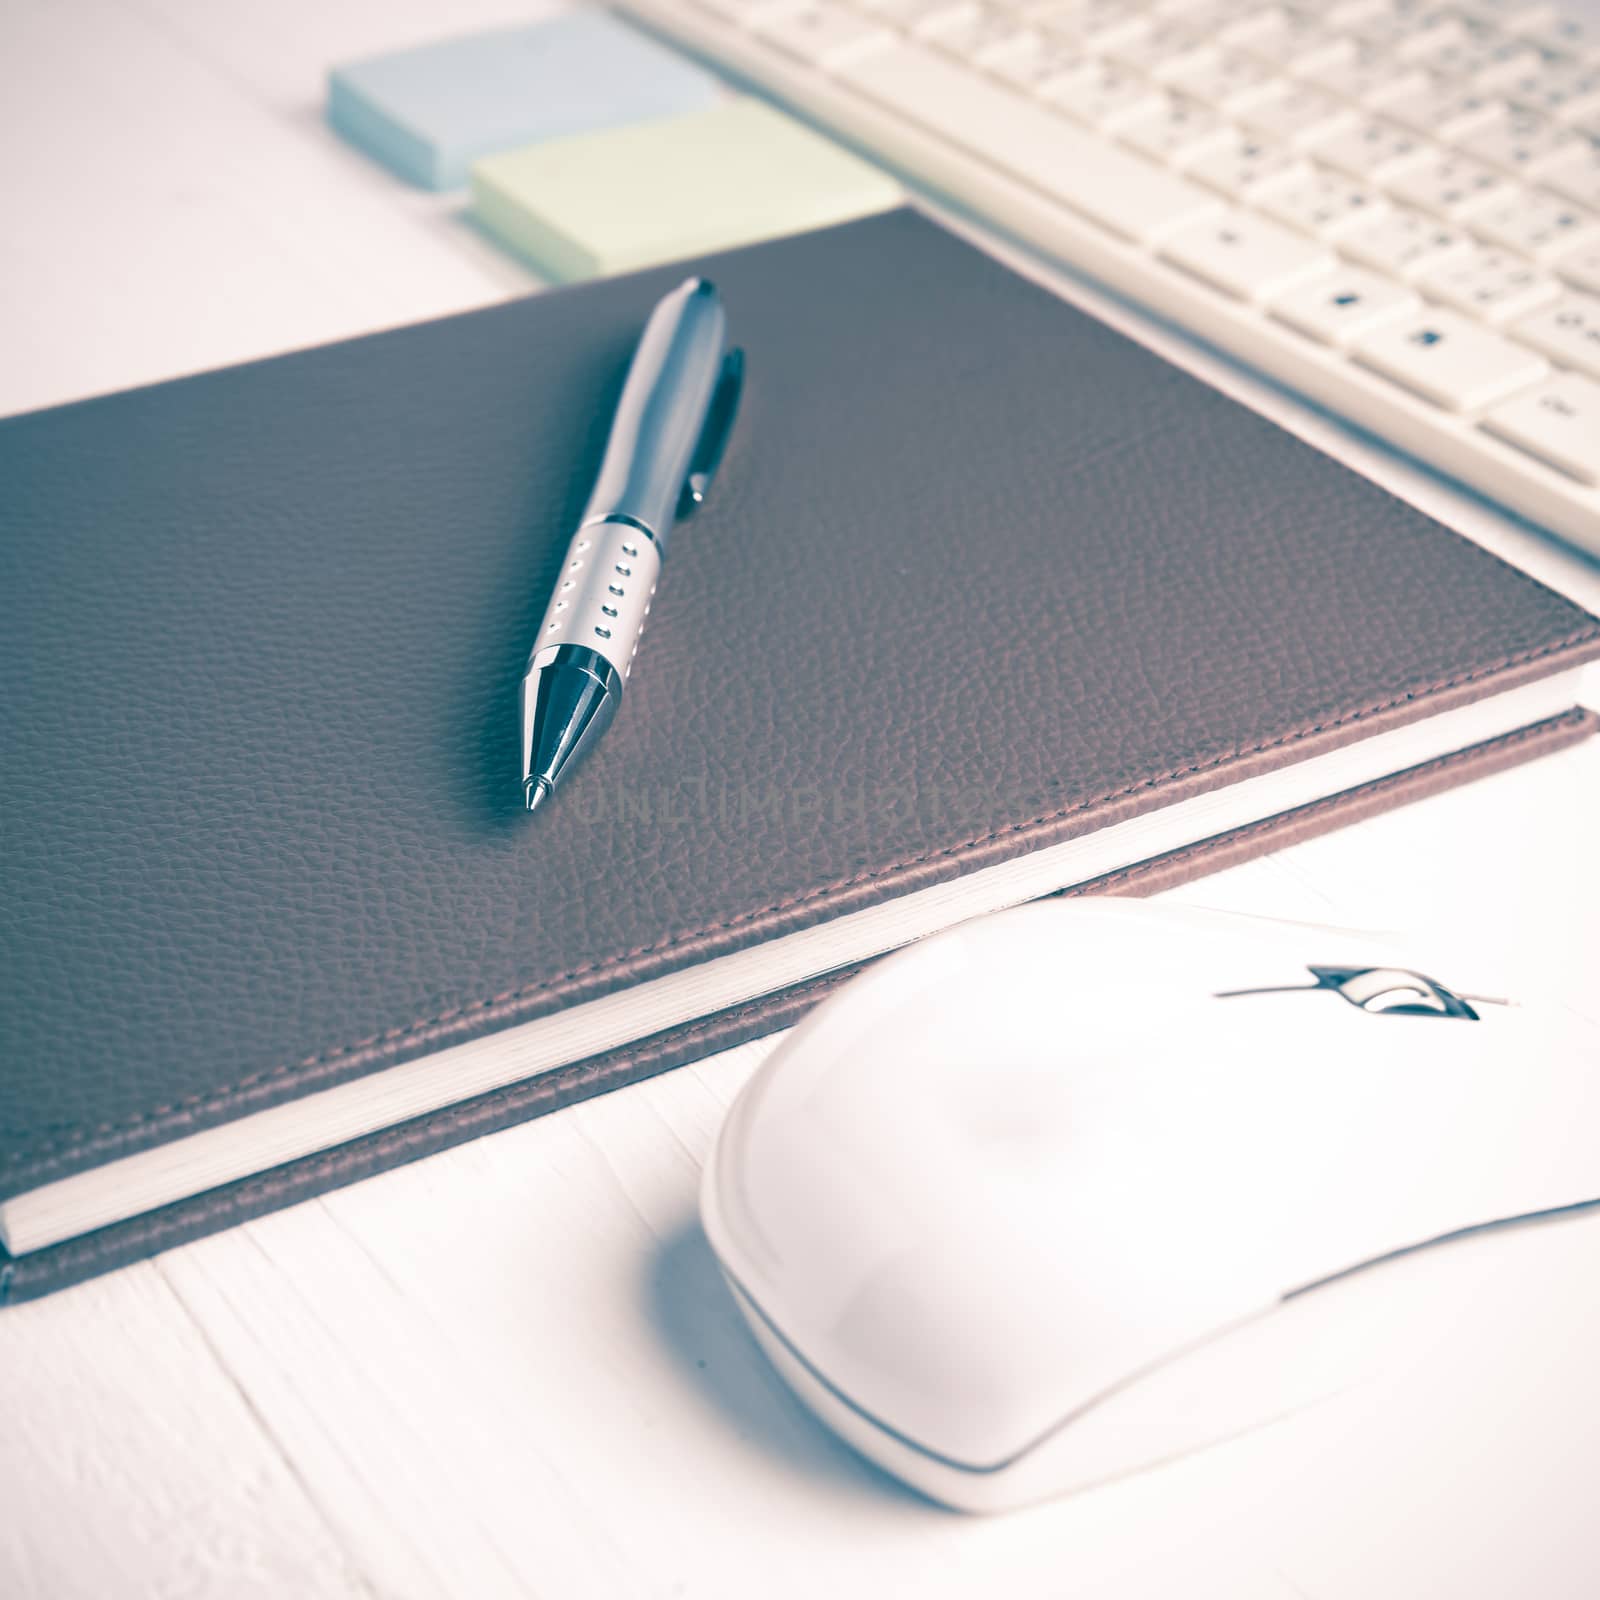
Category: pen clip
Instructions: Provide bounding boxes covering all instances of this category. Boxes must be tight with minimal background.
[676,348,745,519]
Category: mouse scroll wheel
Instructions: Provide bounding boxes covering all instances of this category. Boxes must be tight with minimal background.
[1315,966,1478,1020]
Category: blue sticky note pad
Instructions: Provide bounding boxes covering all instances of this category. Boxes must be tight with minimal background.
[328,13,723,191]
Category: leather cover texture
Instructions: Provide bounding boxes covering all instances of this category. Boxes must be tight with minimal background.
[3,208,1598,1303]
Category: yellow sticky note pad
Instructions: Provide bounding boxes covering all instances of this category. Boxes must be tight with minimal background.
[471,98,902,281]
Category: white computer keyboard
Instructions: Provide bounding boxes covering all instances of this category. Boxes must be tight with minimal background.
[619,0,1600,554]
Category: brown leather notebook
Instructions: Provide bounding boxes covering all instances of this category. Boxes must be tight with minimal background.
[3,209,1597,1305]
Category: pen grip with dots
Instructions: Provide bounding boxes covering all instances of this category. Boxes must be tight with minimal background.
[534,517,659,684]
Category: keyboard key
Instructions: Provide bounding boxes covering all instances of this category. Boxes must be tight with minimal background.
[1418,248,1561,323]
[920,3,1033,57]
[1078,0,1159,41]
[1029,0,1150,50]
[1386,152,1512,220]
[1222,7,1345,71]
[1522,14,1600,56]
[1397,16,1517,80]
[1308,117,1430,183]
[1160,210,1336,300]
[1543,143,1600,210]
[1149,0,1244,30]
[1040,59,1166,127]
[1319,0,1390,27]
[902,0,979,24]
[1470,190,1600,261]
[1164,48,1281,111]
[1259,166,1388,236]
[1269,265,1420,343]
[1484,53,1600,122]
[908,1,981,38]
[1511,291,1600,378]
[754,4,896,67]
[839,43,1226,242]
[1237,83,1359,147]
[1344,0,1448,49]
[688,0,792,17]
[1457,108,1583,178]
[971,27,1056,69]
[1346,0,1455,43]
[1481,373,1600,483]
[1341,204,1476,276]
[1118,94,1234,163]
[1354,309,1548,408]
[1106,20,1216,80]
[984,33,1085,89]
[1468,43,1553,91]
[1305,46,1430,107]
[857,0,965,22]
[1183,132,1311,196]
[1454,0,1557,33]
[1372,77,1502,140]
[1554,241,1600,294]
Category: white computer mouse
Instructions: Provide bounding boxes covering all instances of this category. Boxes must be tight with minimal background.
[701,899,1600,1512]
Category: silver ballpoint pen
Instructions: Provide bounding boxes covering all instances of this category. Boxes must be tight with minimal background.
[519,278,743,812]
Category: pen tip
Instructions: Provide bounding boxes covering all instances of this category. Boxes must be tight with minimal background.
[525,779,552,814]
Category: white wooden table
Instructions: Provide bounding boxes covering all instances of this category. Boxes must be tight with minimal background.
[3,3,1599,1595]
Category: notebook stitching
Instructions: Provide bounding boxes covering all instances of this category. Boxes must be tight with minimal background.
[16,702,1580,1294]
[10,633,1598,1168]
[11,982,825,1240]
[0,978,845,1299]
[1076,708,1590,892]
[18,703,1588,1299]
[14,703,1571,1232]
